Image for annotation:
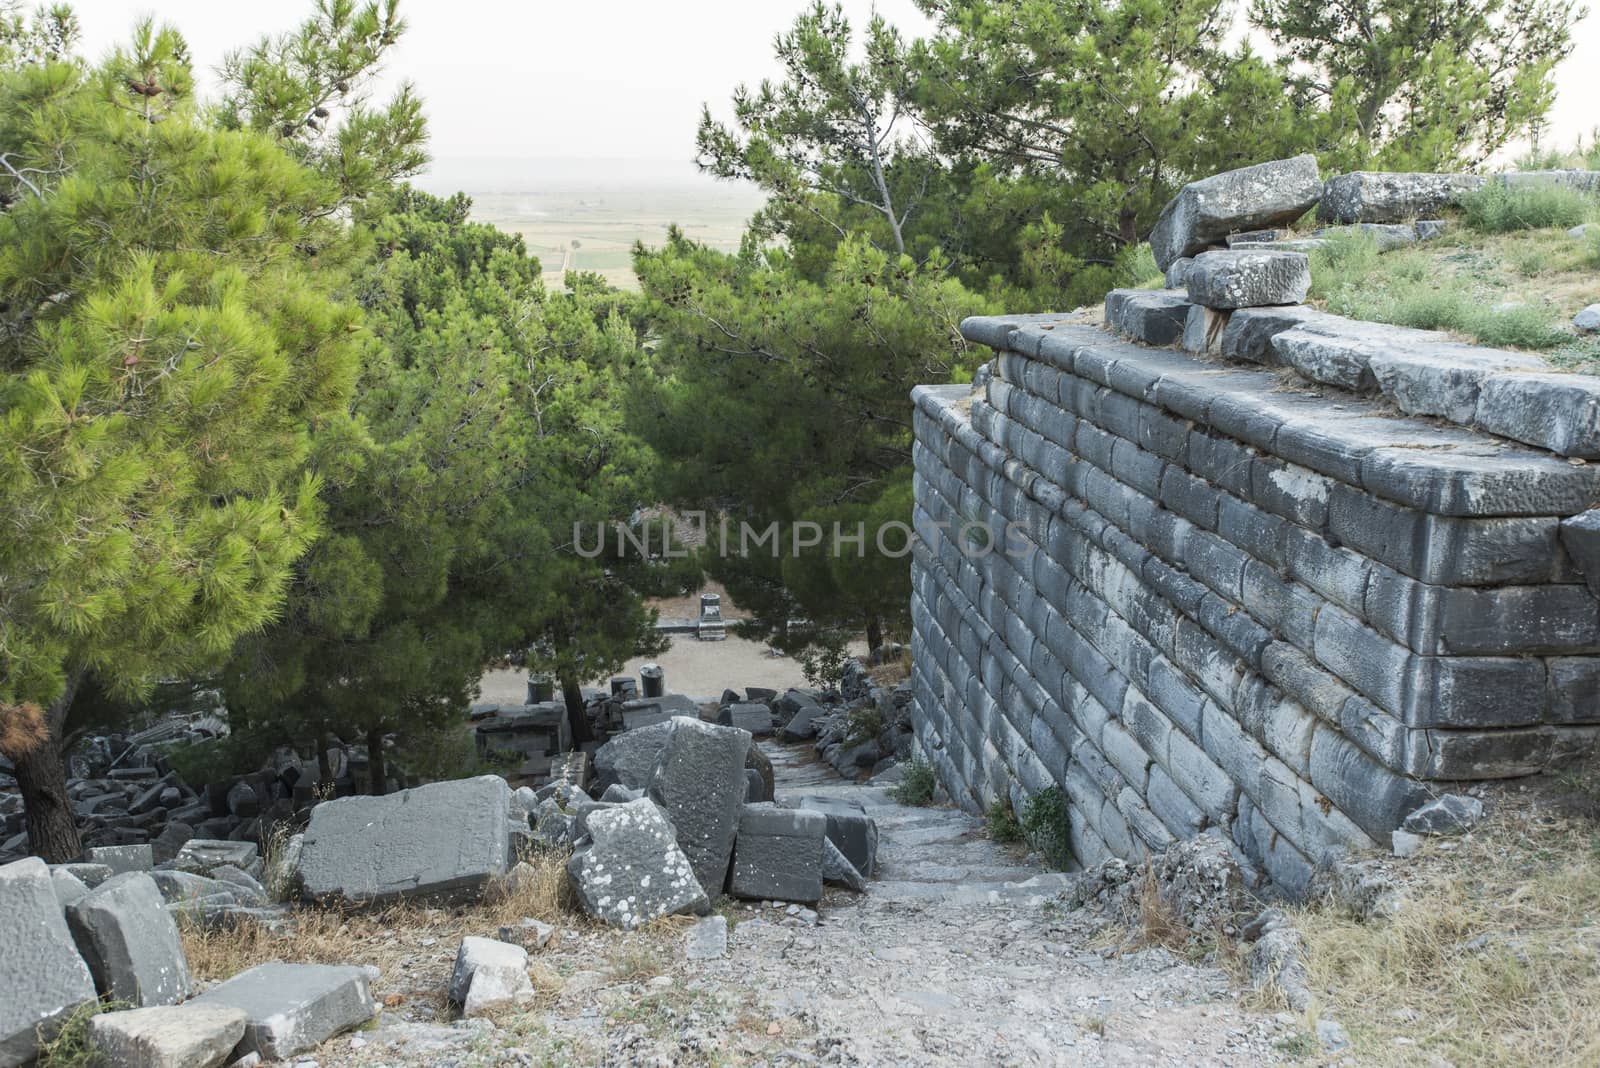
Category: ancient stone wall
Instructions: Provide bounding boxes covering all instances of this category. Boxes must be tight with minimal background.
[910,296,1600,893]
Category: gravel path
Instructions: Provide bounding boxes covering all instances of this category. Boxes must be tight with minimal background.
[327,740,1289,1066]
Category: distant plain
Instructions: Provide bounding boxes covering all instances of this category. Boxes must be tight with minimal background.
[420,158,766,290]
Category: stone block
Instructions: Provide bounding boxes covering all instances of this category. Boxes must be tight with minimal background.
[646,718,751,898]
[83,844,153,875]
[1320,172,1485,224]
[797,796,879,877]
[1105,289,1191,346]
[192,962,376,1062]
[448,936,533,1018]
[173,840,258,876]
[86,1004,247,1068]
[0,858,98,1067]
[716,702,774,737]
[1369,343,1544,424]
[1149,154,1322,269]
[729,803,827,904]
[1185,250,1311,309]
[296,775,511,905]
[567,798,708,927]
[1216,304,1324,364]
[1474,373,1600,458]
[1181,303,1229,355]
[65,872,191,1007]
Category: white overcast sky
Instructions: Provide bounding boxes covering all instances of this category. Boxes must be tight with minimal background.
[67,0,1600,172]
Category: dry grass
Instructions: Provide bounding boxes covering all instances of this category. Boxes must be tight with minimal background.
[179,851,588,1015]
[1289,790,1600,1066]
[867,653,912,688]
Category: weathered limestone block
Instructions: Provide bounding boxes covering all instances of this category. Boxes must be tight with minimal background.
[1309,223,1418,250]
[717,702,775,737]
[1,858,98,1067]
[448,936,533,1018]
[83,844,154,875]
[296,775,511,905]
[1368,343,1546,424]
[1474,373,1600,458]
[729,803,827,904]
[1184,250,1311,309]
[173,840,258,876]
[645,718,751,898]
[1105,289,1191,346]
[65,872,192,1007]
[192,962,377,1061]
[797,795,879,877]
[1148,155,1322,270]
[591,719,674,792]
[86,1004,247,1068]
[1320,172,1485,224]
[566,798,708,928]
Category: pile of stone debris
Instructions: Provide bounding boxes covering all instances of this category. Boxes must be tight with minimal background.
[0,726,369,869]
[777,658,915,780]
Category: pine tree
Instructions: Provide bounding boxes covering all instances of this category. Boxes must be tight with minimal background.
[0,15,365,860]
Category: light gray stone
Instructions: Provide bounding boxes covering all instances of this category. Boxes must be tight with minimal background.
[1310,222,1418,250]
[1391,829,1423,857]
[567,798,707,928]
[1149,155,1322,270]
[717,702,774,737]
[173,840,258,876]
[1185,250,1310,309]
[1575,304,1600,333]
[1163,256,1195,289]
[192,962,376,1061]
[1320,172,1485,224]
[296,775,511,905]
[0,857,98,1067]
[83,844,153,875]
[65,872,191,1007]
[797,795,879,877]
[729,803,827,904]
[821,837,868,891]
[1401,793,1484,836]
[1474,372,1600,458]
[1105,289,1192,345]
[592,720,675,791]
[86,1004,247,1068]
[1369,343,1546,423]
[645,718,751,898]
[497,918,556,951]
[51,867,91,909]
[448,936,533,1018]
[684,915,729,960]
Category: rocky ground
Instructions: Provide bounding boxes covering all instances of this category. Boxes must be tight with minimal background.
[294,741,1294,1067]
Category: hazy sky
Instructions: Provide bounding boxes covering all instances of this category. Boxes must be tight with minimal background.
[68,0,1600,172]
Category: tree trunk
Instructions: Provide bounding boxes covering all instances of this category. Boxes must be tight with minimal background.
[866,615,884,653]
[366,727,387,796]
[560,669,594,747]
[16,671,86,863]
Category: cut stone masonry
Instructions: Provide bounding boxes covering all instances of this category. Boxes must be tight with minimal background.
[911,159,1600,895]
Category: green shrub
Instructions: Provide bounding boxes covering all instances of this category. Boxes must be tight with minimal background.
[1020,786,1073,869]
[1307,230,1382,301]
[987,800,1024,842]
[842,705,883,749]
[1462,182,1595,234]
[889,757,937,806]
[1382,289,1570,349]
